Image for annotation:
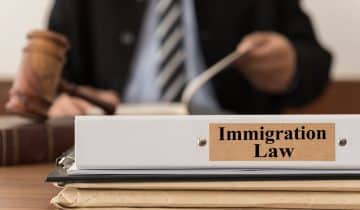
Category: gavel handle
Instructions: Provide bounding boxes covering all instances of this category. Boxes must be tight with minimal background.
[58,80,117,115]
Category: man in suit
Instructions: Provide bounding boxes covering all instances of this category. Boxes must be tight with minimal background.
[48,0,332,117]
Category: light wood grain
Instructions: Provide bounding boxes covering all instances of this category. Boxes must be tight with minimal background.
[0,164,58,210]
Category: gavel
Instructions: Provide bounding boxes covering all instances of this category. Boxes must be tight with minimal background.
[5,30,116,120]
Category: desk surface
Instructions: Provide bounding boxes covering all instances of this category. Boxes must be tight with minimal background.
[0,164,58,210]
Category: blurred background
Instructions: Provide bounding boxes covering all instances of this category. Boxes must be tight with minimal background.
[0,0,359,114]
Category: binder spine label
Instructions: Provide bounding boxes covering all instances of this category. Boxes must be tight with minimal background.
[209,123,335,161]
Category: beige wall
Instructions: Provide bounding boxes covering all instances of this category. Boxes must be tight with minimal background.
[302,0,360,80]
[0,0,52,79]
[0,0,359,80]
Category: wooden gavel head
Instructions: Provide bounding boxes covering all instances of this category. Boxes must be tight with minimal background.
[6,30,70,120]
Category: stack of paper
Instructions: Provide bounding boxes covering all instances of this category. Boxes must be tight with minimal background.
[48,115,360,209]
[51,180,360,209]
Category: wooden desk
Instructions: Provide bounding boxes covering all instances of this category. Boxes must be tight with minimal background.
[0,164,58,210]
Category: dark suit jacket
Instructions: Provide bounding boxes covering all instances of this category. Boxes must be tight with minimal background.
[48,0,332,114]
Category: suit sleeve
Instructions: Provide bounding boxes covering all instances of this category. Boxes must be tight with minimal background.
[48,0,93,85]
[276,0,332,107]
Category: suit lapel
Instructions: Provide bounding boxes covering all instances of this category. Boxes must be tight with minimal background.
[109,0,148,93]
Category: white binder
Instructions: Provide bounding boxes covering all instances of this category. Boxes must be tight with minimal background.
[75,115,360,170]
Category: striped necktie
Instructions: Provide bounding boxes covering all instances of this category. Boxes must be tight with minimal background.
[155,0,187,102]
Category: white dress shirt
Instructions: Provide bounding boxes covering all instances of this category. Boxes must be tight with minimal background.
[124,0,219,110]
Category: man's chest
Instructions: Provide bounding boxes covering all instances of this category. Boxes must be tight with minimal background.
[87,0,255,47]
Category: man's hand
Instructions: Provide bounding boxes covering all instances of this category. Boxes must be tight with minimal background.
[48,86,120,118]
[236,32,296,94]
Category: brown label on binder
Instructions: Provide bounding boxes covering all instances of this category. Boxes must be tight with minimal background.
[209,123,335,161]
